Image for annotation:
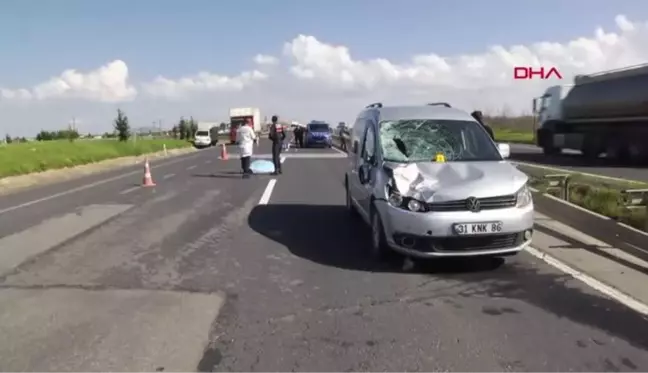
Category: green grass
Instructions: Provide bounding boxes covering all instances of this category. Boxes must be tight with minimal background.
[0,138,192,178]
[493,128,534,144]
[516,164,648,230]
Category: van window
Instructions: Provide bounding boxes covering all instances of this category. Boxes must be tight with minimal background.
[379,119,501,162]
[196,131,209,137]
[361,125,376,161]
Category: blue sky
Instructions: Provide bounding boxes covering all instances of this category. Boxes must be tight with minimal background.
[1,0,648,136]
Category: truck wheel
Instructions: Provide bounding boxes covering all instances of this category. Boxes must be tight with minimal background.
[542,146,560,156]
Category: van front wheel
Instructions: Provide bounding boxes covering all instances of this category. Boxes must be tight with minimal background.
[370,207,395,261]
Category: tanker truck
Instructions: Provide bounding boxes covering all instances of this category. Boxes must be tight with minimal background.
[533,63,648,164]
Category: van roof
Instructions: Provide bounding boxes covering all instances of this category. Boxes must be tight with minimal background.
[363,105,476,122]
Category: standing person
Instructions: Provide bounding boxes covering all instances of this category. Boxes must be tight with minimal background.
[471,110,495,141]
[237,118,257,178]
[268,115,285,175]
[295,125,304,148]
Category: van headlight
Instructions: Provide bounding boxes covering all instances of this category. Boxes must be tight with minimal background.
[386,187,426,212]
[516,184,533,208]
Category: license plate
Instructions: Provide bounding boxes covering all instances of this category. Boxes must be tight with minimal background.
[453,222,503,235]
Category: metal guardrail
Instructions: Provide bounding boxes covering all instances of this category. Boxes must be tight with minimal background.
[544,174,571,201]
[621,188,648,230]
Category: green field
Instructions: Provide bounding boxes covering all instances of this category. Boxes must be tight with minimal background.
[0,139,192,178]
[493,128,534,144]
[487,115,535,144]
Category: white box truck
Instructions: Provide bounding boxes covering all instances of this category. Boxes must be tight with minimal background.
[229,107,261,144]
[533,63,648,164]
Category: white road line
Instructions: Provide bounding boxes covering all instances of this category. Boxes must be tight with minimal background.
[205,160,212,164]
[163,173,176,180]
[0,152,201,216]
[525,246,648,317]
[331,146,347,155]
[617,222,648,237]
[258,179,277,205]
[187,165,197,170]
[280,156,286,163]
[119,186,141,195]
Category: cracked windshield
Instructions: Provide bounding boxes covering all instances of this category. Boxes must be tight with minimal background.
[380,119,501,162]
[2,0,648,371]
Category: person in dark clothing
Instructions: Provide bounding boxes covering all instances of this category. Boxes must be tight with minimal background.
[294,126,304,148]
[471,110,495,140]
[268,115,286,175]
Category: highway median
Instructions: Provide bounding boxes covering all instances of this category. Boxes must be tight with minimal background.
[0,138,194,179]
[516,162,648,231]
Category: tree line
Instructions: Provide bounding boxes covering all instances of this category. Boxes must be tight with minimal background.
[3,109,231,144]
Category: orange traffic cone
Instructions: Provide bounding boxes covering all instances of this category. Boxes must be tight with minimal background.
[219,143,229,160]
[142,158,156,187]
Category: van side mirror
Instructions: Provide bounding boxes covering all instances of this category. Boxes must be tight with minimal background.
[352,141,359,154]
[497,143,511,159]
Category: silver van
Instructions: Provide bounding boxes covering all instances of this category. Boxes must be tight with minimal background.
[343,102,534,260]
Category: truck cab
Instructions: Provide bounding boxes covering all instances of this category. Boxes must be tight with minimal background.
[533,84,573,154]
[533,85,572,127]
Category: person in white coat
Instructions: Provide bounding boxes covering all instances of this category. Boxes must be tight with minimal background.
[236,118,258,178]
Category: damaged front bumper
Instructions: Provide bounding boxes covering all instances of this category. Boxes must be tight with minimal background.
[375,200,534,258]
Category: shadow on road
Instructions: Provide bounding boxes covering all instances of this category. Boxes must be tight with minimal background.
[248,204,648,355]
[248,204,506,274]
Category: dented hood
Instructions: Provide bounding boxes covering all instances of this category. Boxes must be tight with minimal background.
[387,161,527,202]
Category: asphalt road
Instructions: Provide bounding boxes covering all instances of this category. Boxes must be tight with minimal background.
[1,140,648,371]
[510,143,648,182]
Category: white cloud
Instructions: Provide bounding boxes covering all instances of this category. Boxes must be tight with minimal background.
[282,15,648,113]
[1,60,137,103]
[142,70,268,99]
[3,14,648,136]
[254,54,279,65]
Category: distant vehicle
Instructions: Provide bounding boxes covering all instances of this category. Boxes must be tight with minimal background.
[344,102,533,261]
[534,63,648,164]
[304,121,332,148]
[194,122,217,148]
[229,107,261,144]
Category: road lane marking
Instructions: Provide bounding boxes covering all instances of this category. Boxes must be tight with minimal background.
[0,152,202,216]
[525,246,648,317]
[617,222,648,237]
[280,156,286,163]
[119,186,141,195]
[258,179,277,205]
[163,173,176,180]
[205,160,212,164]
[331,146,347,156]
[187,165,197,170]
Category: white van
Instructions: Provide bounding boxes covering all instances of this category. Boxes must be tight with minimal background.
[194,130,212,148]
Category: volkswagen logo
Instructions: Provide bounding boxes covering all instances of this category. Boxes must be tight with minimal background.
[466,197,480,212]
